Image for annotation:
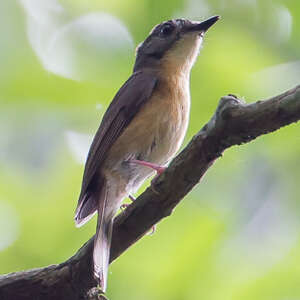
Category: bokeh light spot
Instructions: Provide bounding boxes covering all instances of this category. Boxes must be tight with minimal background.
[65,130,92,164]
[0,201,20,251]
[20,0,134,81]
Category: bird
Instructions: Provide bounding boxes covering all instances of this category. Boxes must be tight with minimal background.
[74,15,219,292]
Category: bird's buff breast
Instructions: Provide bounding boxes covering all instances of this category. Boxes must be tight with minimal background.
[103,74,190,192]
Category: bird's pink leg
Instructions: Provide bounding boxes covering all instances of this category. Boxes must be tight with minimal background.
[129,159,166,175]
[130,159,167,189]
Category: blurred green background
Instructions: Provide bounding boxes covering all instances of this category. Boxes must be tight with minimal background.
[1,0,300,299]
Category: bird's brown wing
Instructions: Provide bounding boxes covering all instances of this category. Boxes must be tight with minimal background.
[75,71,158,225]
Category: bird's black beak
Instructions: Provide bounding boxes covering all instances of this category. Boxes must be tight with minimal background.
[186,16,220,33]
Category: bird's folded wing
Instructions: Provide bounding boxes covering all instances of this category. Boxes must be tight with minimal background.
[75,71,158,222]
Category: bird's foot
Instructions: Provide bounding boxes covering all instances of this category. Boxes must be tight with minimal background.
[147,224,156,235]
[87,287,108,300]
[129,194,136,202]
[120,203,129,210]
[120,194,136,210]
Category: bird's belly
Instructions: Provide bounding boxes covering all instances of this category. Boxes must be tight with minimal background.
[147,110,187,165]
[103,79,190,193]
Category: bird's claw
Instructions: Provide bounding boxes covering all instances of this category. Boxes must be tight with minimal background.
[120,194,136,211]
[147,225,156,235]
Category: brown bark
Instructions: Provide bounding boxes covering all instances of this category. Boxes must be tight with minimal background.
[0,85,299,300]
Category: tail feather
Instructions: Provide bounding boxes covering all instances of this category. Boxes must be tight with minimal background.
[94,217,113,292]
[76,177,114,291]
[93,179,113,292]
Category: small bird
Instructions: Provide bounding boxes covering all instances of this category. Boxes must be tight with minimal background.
[75,15,219,291]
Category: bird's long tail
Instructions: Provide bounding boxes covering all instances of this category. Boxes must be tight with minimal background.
[93,181,113,292]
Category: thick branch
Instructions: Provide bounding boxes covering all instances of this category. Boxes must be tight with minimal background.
[1,85,299,300]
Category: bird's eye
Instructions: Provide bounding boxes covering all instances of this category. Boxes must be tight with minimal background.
[160,24,174,36]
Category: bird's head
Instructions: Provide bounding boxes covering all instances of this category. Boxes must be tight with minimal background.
[134,16,219,75]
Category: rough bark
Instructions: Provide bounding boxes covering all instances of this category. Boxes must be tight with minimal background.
[0,85,299,300]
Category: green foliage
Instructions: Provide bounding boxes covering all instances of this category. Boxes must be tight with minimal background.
[0,0,300,299]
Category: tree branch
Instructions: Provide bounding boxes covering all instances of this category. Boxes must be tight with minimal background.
[1,85,299,300]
